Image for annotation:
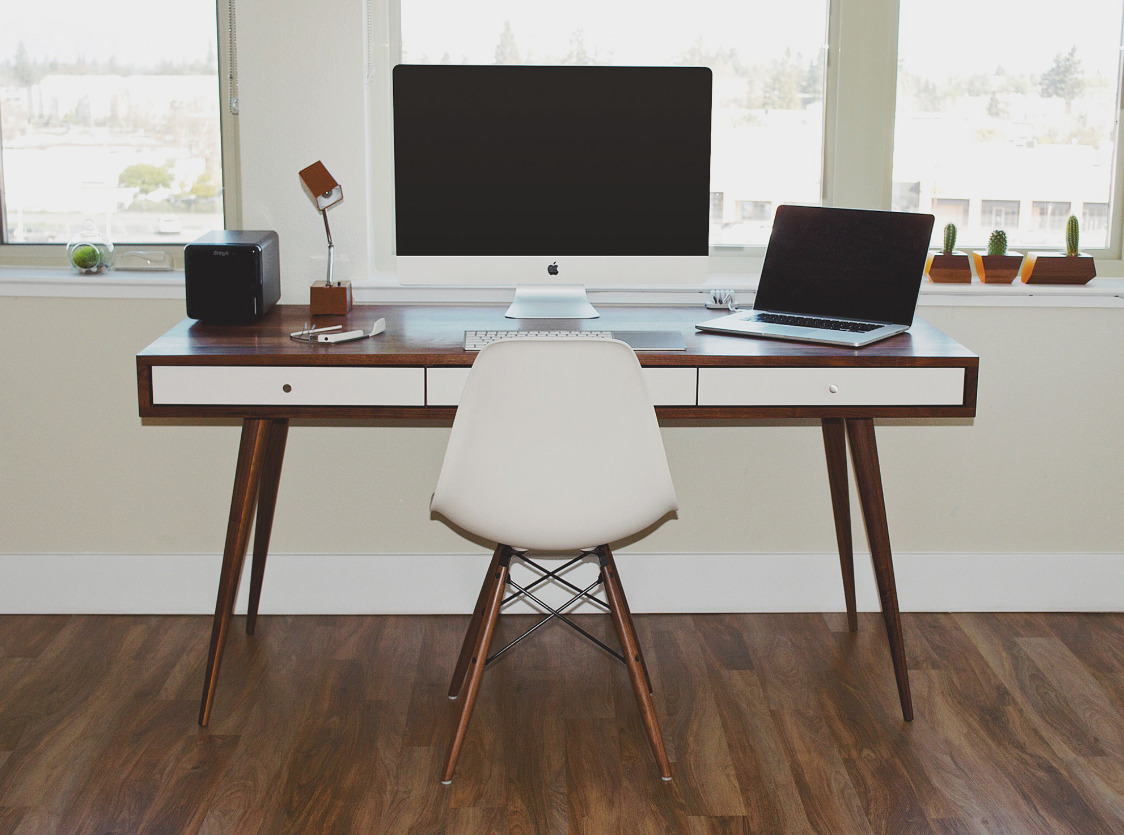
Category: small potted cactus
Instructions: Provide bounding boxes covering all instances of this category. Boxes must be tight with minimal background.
[971,229,1022,284]
[925,223,972,283]
[1020,214,1096,284]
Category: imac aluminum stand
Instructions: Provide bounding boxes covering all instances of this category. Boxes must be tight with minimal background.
[505,285,599,319]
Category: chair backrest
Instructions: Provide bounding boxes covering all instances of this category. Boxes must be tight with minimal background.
[431,338,678,551]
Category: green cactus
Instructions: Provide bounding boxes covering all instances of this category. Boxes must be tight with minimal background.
[942,223,957,255]
[987,229,1008,257]
[1066,214,1080,256]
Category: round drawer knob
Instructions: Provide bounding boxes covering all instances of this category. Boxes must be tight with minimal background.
[828,384,839,394]
[282,384,292,393]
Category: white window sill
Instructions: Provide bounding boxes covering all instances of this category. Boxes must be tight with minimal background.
[0,267,186,299]
[4,265,1124,308]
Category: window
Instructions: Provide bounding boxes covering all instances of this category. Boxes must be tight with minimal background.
[710,193,726,222]
[981,200,1021,229]
[399,0,830,250]
[932,198,970,231]
[738,200,772,222]
[1033,200,1073,234]
[1083,201,1109,234]
[893,0,1124,251]
[0,0,224,253]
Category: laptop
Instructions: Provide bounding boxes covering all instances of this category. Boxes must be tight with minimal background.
[696,205,935,348]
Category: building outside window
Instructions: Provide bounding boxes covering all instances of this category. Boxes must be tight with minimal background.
[0,0,223,251]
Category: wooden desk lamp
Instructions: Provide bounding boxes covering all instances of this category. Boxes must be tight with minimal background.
[299,160,352,315]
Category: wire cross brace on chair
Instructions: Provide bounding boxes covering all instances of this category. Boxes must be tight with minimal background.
[484,551,624,668]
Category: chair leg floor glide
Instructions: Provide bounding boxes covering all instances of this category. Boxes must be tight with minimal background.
[440,545,672,784]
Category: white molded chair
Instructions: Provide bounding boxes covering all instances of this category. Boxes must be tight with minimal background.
[431,337,678,783]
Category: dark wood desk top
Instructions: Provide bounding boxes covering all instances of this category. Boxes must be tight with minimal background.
[138,303,978,369]
[137,304,978,420]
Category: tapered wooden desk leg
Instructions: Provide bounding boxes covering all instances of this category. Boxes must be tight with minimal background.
[246,419,289,636]
[449,544,504,699]
[443,549,511,783]
[599,546,672,780]
[845,418,914,722]
[198,418,272,727]
[821,418,858,632]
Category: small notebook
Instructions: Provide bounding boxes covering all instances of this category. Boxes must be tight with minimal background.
[697,205,935,348]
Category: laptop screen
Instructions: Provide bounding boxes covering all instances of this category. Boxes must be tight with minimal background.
[752,206,935,326]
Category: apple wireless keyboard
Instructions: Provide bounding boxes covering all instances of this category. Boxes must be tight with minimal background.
[463,329,687,352]
[464,330,612,351]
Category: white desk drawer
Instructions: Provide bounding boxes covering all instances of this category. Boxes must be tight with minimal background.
[426,366,699,407]
[697,367,965,406]
[642,367,698,406]
[426,368,470,406]
[151,366,425,406]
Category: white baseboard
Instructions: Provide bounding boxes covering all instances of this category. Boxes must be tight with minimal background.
[1,551,1122,614]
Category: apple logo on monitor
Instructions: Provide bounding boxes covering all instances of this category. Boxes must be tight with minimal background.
[547,261,559,276]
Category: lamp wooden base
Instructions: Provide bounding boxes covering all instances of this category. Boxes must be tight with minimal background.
[310,281,353,315]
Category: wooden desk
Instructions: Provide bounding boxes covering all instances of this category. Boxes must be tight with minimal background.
[137,304,978,726]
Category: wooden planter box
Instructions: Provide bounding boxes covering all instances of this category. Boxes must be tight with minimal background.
[1019,252,1096,285]
[925,252,972,283]
[971,252,1023,284]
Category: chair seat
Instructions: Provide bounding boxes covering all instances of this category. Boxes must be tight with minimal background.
[431,338,678,551]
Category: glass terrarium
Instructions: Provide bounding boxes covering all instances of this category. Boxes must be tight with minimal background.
[66,220,114,274]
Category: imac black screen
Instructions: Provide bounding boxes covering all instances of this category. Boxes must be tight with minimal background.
[393,64,712,258]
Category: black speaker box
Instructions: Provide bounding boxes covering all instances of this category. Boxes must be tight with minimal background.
[185,230,280,324]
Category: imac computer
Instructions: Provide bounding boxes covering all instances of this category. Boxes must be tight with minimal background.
[392,64,713,318]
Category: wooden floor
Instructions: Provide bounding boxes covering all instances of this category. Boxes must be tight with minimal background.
[1,611,1124,834]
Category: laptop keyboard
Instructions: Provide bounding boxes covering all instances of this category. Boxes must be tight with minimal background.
[753,313,880,333]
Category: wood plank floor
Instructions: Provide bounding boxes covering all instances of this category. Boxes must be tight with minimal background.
[1,612,1123,833]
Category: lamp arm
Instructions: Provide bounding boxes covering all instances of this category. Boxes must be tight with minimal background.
[321,208,335,287]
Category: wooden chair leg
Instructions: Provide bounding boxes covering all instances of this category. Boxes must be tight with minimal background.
[822,418,858,632]
[246,419,289,636]
[845,418,914,722]
[448,544,505,699]
[599,546,672,780]
[442,548,511,783]
[588,547,654,696]
[199,418,272,727]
